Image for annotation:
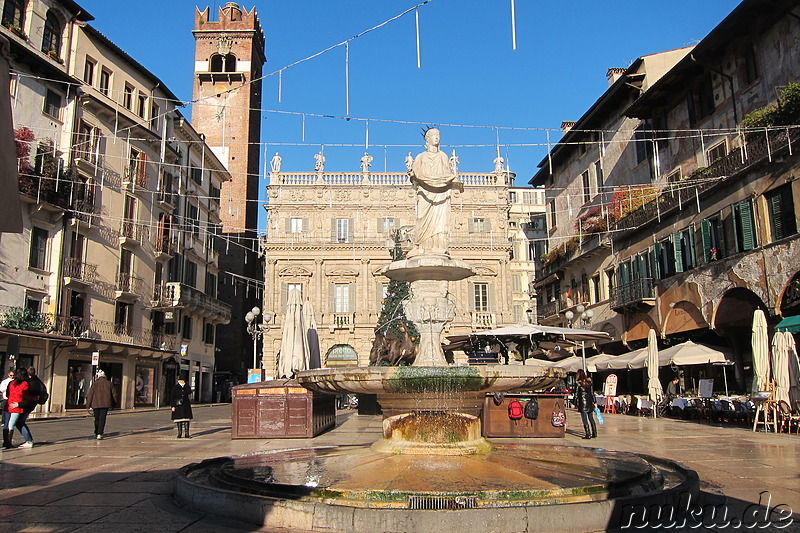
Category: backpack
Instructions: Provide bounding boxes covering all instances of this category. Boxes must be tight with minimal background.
[37,388,49,405]
[507,399,524,420]
[524,398,539,420]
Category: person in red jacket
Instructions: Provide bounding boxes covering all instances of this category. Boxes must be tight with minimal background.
[3,368,35,448]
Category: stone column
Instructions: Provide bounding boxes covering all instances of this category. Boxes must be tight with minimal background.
[403,280,456,367]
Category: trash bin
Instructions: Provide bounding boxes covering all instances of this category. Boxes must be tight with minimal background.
[231,379,336,439]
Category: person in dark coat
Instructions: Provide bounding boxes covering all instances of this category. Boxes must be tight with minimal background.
[170,378,193,438]
[574,368,598,439]
[86,369,117,440]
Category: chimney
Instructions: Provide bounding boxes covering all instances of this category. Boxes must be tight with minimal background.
[607,67,626,87]
[561,121,577,134]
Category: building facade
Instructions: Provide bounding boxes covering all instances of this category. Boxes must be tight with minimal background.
[0,0,231,411]
[529,0,800,393]
[260,164,517,375]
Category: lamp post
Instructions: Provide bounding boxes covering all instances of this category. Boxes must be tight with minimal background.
[565,304,594,373]
[245,307,273,371]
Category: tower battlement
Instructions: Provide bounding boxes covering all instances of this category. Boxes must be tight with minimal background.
[195,3,265,52]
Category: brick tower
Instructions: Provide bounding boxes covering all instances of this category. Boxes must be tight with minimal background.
[192,3,265,376]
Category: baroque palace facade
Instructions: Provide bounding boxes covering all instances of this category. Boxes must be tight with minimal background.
[260,166,532,375]
[0,0,231,411]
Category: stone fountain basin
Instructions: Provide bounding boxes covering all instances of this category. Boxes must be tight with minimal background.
[296,365,566,418]
[295,365,566,396]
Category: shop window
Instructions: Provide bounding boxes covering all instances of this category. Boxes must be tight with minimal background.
[326,344,358,367]
[134,366,155,406]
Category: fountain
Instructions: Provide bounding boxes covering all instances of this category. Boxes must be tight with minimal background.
[174,130,698,532]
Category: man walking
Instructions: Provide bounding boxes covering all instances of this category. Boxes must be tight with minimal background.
[86,370,117,440]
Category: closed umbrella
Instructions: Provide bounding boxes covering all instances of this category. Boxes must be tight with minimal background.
[303,298,322,369]
[771,332,790,405]
[751,309,770,393]
[646,329,662,416]
[784,331,800,406]
[277,289,310,379]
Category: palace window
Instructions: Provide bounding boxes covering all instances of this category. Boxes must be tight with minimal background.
[29,227,48,270]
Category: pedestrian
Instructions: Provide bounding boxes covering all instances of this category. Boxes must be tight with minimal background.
[170,378,193,438]
[1,370,14,432]
[574,368,598,440]
[3,368,35,448]
[86,369,117,440]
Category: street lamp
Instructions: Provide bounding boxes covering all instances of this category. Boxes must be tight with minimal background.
[245,306,272,370]
[565,304,595,372]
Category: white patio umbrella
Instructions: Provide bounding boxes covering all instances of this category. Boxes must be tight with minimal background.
[784,331,800,406]
[277,289,310,379]
[303,298,322,369]
[751,309,770,394]
[646,329,662,416]
[771,331,790,405]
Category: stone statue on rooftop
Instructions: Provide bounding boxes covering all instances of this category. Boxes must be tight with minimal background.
[408,128,463,258]
[493,153,504,174]
[314,151,325,172]
[404,152,414,172]
[270,152,282,173]
[449,149,459,175]
[360,152,373,173]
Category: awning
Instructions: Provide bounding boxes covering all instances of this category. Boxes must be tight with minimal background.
[775,315,800,334]
[593,348,648,371]
[624,340,733,369]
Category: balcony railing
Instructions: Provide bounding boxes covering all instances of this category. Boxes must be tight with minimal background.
[0,305,176,351]
[153,235,178,256]
[116,272,144,296]
[611,278,655,309]
[152,282,232,323]
[271,171,504,187]
[614,127,800,232]
[156,188,178,208]
[124,163,149,189]
[537,299,565,320]
[63,258,98,284]
[471,311,496,329]
[120,220,148,243]
[332,313,354,329]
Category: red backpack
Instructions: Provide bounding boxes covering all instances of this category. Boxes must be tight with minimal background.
[507,399,524,420]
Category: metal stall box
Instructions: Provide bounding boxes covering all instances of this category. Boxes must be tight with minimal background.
[231,379,336,438]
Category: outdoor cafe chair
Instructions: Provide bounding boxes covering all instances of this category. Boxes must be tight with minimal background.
[719,399,736,424]
[777,400,799,434]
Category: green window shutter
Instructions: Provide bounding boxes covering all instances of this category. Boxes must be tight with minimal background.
[739,201,755,251]
[769,192,784,241]
[700,220,712,263]
[653,243,663,280]
[673,232,685,273]
[687,229,697,269]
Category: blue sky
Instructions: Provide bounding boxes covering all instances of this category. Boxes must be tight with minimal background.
[77,0,741,227]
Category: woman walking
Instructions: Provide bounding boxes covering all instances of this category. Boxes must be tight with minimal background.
[575,368,598,440]
[170,378,193,438]
[3,368,35,448]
